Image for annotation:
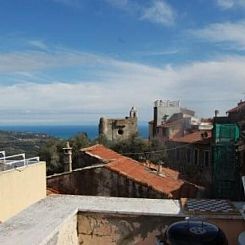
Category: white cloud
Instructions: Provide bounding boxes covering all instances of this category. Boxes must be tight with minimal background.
[217,0,235,9]
[28,40,48,50]
[134,49,179,56]
[105,0,176,27]
[0,47,244,124]
[140,0,175,26]
[0,49,114,73]
[190,20,245,50]
[216,0,245,9]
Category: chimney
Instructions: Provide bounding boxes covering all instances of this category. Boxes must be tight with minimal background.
[63,141,72,172]
[214,110,219,117]
[238,99,244,106]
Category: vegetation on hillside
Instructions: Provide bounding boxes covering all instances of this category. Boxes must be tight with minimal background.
[39,132,166,175]
[0,130,53,158]
[39,132,91,175]
[0,130,166,175]
[109,136,166,164]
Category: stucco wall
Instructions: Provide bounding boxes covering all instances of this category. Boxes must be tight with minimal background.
[0,162,46,222]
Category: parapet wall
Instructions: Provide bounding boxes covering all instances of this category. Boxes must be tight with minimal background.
[77,212,180,244]
[0,161,46,222]
[0,196,243,245]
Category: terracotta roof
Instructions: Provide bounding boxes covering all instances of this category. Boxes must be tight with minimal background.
[227,101,245,113]
[144,161,180,180]
[81,144,122,162]
[171,131,212,144]
[81,144,197,198]
[46,187,61,195]
[160,166,180,179]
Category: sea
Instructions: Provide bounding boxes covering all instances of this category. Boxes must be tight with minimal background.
[0,125,148,140]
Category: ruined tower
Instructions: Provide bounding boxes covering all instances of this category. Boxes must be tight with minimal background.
[99,107,138,142]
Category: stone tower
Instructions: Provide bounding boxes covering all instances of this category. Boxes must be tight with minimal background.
[99,107,138,142]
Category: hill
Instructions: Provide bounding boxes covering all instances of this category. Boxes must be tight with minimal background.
[0,130,55,158]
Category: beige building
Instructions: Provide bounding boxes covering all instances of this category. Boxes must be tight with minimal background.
[149,100,197,140]
[0,152,46,222]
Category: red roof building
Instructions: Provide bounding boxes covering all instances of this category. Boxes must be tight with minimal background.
[165,130,212,190]
[80,144,200,199]
[227,100,245,114]
[171,130,212,144]
[227,100,245,123]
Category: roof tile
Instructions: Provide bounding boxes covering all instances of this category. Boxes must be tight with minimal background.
[81,144,198,198]
[171,131,211,144]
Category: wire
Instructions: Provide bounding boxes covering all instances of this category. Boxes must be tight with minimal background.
[122,142,194,156]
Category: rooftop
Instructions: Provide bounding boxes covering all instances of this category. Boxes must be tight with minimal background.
[0,151,40,172]
[81,144,199,198]
[171,130,212,144]
[0,195,243,245]
[227,100,245,113]
[157,118,185,128]
[81,144,122,162]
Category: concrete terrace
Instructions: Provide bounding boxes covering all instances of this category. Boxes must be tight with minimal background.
[0,195,244,245]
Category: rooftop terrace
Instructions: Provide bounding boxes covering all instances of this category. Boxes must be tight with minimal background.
[0,195,244,245]
[0,155,46,222]
[0,151,40,172]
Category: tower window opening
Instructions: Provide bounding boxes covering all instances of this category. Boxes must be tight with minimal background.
[118,129,124,135]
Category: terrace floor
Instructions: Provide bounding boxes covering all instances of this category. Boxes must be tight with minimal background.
[0,195,244,245]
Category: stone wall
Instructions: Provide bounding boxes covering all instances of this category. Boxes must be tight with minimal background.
[77,213,245,245]
[47,167,165,198]
[99,116,137,142]
[77,212,180,245]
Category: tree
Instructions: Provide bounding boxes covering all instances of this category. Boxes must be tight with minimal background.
[69,132,91,167]
[147,138,166,164]
[94,133,112,148]
[111,136,166,164]
[39,138,65,175]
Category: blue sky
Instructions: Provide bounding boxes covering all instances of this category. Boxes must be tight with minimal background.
[0,0,245,125]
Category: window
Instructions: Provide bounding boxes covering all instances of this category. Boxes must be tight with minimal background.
[118,129,124,135]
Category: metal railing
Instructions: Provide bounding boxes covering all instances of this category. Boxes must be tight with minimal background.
[0,151,40,170]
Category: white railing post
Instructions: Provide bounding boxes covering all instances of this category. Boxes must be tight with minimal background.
[0,151,6,164]
[0,153,40,169]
